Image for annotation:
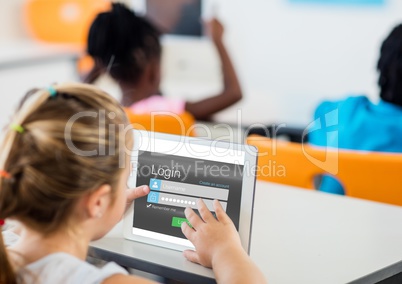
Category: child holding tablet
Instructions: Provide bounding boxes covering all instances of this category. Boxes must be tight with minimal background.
[0,83,265,283]
[84,3,243,121]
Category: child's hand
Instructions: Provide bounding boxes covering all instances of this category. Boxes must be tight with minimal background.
[181,199,243,268]
[205,18,225,44]
[125,186,150,212]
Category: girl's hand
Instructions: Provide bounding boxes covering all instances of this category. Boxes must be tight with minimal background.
[125,186,150,213]
[181,199,243,268]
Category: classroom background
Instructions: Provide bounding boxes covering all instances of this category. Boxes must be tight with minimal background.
[2,1,402,283]
[1,0,401,129]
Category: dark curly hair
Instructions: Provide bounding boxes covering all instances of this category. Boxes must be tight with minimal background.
[87,3,161,83]
[377,24,402,107]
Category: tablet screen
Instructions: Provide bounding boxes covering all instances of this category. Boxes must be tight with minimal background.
[130,137,245,248]
[145,0,202,36]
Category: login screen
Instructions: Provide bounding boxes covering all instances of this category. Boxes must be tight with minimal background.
[132,150,244,241]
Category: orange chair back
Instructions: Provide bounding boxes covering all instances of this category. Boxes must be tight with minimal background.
[247,135,402,206]
[24,0,110,45]
[125,109,196,137]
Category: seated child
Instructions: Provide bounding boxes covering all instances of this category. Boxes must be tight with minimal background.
[0,83,265,283]
[84,3,243,121]
[309,24,402,195]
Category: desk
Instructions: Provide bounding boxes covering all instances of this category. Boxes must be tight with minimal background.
[90,182,402,284]
[161,82,309,144]
[0,40,81,70]
[162,83,290,127]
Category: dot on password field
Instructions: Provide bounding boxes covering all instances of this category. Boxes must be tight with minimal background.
[147,191,228,212]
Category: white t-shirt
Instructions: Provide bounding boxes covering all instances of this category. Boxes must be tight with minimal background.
[2,231,128,284]
[17,253,128,284]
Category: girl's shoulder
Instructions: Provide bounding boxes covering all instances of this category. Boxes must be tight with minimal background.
[314,95,369,115]
[18,252,128,284]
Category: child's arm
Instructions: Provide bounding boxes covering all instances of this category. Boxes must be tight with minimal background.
[181,199,267,284]
[185,19,243,121]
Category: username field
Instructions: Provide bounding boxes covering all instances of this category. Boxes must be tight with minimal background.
[150,179,229,201]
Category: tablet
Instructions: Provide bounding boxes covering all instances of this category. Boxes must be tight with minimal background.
[133,0,204,37]
[123,130,258,252]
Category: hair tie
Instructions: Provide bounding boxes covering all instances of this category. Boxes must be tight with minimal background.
[47,86,57,97]
[0,170,11,179]
[10,124,24,134]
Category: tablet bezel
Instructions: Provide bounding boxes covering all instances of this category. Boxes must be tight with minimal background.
[123,130,257,253]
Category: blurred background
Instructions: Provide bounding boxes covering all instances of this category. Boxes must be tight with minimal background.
[0,0,401,129]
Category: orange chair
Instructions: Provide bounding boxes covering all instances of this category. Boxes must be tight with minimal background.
[125,109,197,137]
[247,135,402,206]
[24,0,110,75]
[24,0,110,45]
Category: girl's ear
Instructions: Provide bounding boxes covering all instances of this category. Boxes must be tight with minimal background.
[85,184,112,219]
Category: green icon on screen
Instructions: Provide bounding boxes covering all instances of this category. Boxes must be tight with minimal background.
[171,217,192,228]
